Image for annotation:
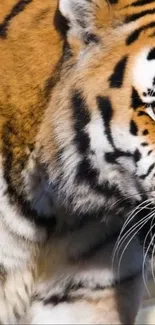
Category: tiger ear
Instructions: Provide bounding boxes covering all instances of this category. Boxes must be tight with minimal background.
[59,0,97,43]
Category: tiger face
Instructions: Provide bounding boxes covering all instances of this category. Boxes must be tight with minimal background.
[33,0,155,225]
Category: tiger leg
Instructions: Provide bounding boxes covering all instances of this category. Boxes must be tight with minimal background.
[23,231,144,324]
[0,268,35,324]
[0,159,45,324]
[0,217,39,324]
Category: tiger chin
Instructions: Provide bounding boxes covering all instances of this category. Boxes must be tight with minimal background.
[1,0,155,323]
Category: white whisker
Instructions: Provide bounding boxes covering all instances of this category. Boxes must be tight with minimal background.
[143,214,155,260]
[114,214,150,263]
[109,189,154,213]
[112,204,152,269]
[151,240,155,284]
[117,213,154,281]
[112,200,151,263]
[142,232,155,297]
[119,200,151,240]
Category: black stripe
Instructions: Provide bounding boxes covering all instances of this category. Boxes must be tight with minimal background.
[148,150,153,155]
[106,0,118,3]
[43,270,142,307]
[141,142,148,146]
[147,48,155,60]
[138,110,149,117]
[126,21,155,45]
[147,90,155,97]
[76,157,126,202]
[105,150,132,164]
[97,96,114,147]
[72,90,91,155]
[44,294,71,306]
[54,7,69,37]
[44,42,73,102]
[140,163,155,179]
[130,120,138,136]
[105,149,141,167]
[76,158,98,187]
[43,281,85,306]
[131,88,144,110]
[125,8,155,23]
[0,0,32,38]
[133,149,141,162]
[109,56,128,88]
[129,0,155,7]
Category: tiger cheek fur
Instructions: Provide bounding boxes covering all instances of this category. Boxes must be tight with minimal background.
[33,5,155,220]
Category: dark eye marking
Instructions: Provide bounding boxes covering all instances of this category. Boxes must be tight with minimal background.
[130,120,138,136]
[142,129,149,136]
[147,48,155,60]
[131,88,144,110]
[109,56,128,88]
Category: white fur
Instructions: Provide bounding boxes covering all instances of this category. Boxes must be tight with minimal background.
[25,300,100,325]
[59,0,73,20]
[59,0,86,20]
[0,269,34,324]
[133,48,155,104]
[87,113,113,155]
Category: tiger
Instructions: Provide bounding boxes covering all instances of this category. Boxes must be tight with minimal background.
[1,0,155,323]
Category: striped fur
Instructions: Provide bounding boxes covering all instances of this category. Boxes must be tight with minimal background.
[1,0,155,323]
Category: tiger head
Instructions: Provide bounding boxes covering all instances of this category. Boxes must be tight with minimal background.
[37,0,155,223]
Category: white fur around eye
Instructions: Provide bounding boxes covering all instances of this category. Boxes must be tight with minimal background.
[146,106,155,121]
[132,48,155,103]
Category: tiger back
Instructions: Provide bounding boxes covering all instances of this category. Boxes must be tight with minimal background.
[0,0,64,323]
